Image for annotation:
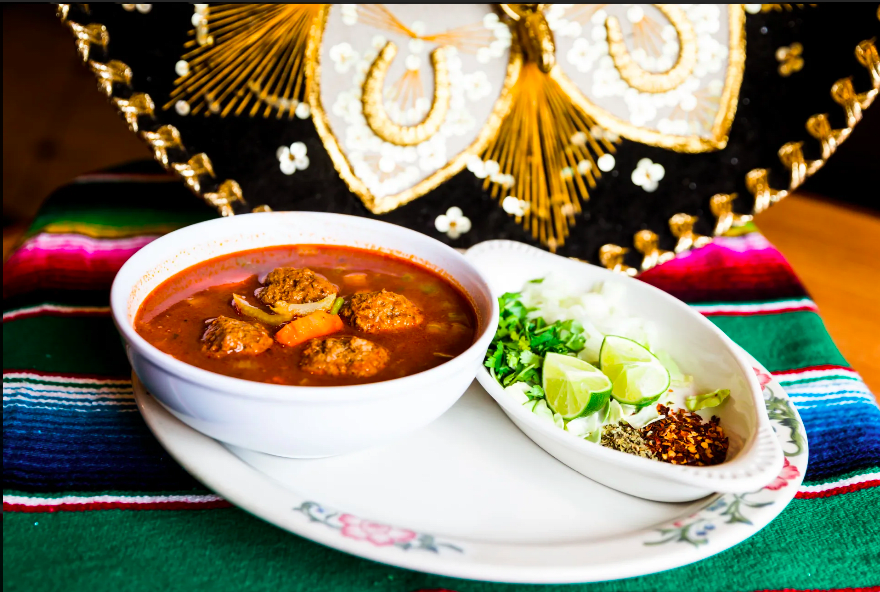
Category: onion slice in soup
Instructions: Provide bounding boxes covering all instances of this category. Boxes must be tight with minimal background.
[271,293,337,317]
[232,293,337,325]
[232,294,292,325]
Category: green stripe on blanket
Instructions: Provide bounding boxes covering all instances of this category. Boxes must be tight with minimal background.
[4,490,879,592]
[710,312,849,372]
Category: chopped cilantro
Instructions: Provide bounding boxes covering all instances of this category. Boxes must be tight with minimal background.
[484,291,586,393]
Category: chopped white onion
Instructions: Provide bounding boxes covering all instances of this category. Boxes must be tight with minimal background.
[271,293,337,316]
[519,274,658,363]
[503,382,531,405]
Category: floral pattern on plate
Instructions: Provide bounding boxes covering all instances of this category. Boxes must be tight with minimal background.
[289,361,806,553]
[294,501,464,554]
[287,361,805,553]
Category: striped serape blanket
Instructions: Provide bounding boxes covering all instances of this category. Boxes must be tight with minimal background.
[3,167,879,592]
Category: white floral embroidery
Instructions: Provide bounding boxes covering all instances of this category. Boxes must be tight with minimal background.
[417,138,447,172]
[330,43,359,74]
[290,142,307,159]
[627,94,658,126]
[559,20,582,39]
[491,173,514,188]
[344,123,371,152]
[631,158,665,192]
[657,117,690,135]
[463,71,492,102]
[679,93,698,112]
[466,155,486,178]
[340,4,358,26]
[443,108,475,137]
[493,23,512,41]
[332,90,360,120]
[278,142,309,176]
[502,196,528,217]
[483,159,500,177]
[567,38,597,73]
[697,36,728,75]
[435,207,472,239]
[545,4,567,23]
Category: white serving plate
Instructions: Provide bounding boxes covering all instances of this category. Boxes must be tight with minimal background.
[134,347,807,584]
[466,240,784,502]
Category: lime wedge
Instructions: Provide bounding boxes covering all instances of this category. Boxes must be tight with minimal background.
[599,336,671,406]
[542,353,612,419]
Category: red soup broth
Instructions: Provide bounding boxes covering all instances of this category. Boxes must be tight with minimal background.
[135,245,477,386]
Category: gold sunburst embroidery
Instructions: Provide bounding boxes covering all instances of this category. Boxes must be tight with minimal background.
[479,61,615,250]
[164,4,321,118]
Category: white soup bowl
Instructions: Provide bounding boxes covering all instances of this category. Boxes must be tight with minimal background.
[111,212,498,458]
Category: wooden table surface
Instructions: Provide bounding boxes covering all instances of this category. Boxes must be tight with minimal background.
[754,192,880,398]
[4,192,879,398]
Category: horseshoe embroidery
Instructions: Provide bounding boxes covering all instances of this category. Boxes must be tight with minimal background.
[605,4,698,94]
[362,42,452,146]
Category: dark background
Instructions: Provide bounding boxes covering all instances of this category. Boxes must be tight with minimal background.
[4,3,879,228]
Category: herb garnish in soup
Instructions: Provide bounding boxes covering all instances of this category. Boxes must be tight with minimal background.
[135,245,476,386]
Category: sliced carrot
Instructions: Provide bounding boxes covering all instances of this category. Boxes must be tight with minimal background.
[274,311,344,348]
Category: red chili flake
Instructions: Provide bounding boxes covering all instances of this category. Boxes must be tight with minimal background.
[640,405,729,466]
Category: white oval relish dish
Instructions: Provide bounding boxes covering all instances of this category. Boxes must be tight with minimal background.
[466,240,784,502]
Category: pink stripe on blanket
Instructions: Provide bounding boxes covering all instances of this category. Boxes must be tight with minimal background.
[640,235,807,303]
[3,233,158,296]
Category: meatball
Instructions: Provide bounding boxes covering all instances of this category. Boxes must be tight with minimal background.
[258,267,335,306]
[299,335,390,378]
[339,289,424,333]
[201,316,273,357]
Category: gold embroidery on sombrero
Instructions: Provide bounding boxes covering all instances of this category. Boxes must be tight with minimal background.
[164,4,321,119]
